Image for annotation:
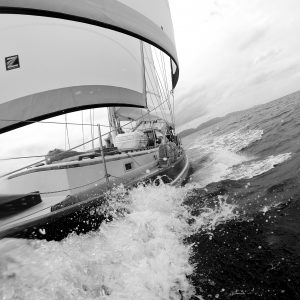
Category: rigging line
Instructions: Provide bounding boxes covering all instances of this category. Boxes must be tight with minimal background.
[65,114,71,150]
[2,101,166,164]
[92,108,95,143]
[144,65,160,119]
[158,50,174,123]
[148,94,160,123]
[154,48,169,98]
[159,50,170,98]
[158,48,168,88]
[153,47,165,89]
[158,57,173,125]
[146,45,168,102]
[143,59,161,120]
[171,90,176,130]
[84,99,170,146]
[0,118,111,127]
[125,152,141,166]
[160,51,171,98]
[147,68,168,122]
[64,117,67,150]
[145,71,165,122]
[156,52,174,125]
[90,109,94,150]
[148,50,171,122]
[148,106,157,148]
[0,99,170,175]
[143,45,164,102]
[0,52,170,130]
[81,111,85,150]
[161,89,173,126]
[144,83,159,122]
[156,62,173,122]
[0,155,45,161]
[120,97,170,132]
[143,47,168,121]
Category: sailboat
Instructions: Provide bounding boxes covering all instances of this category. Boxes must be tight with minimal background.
[0,0,189,240]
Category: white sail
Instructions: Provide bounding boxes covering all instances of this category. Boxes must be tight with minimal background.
[0,1,191,242]
[0,15,145,133]
[114,107,159,122]
[114,43,172,123]
[0,0,179,74]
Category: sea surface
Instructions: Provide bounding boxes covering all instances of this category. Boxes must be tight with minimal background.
[1,91,300,299]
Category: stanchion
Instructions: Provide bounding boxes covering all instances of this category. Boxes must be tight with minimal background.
[97,124,110,187]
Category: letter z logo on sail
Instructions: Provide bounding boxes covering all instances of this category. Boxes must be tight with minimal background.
[5,55,20,71]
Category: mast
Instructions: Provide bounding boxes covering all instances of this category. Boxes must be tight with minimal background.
[140,40,147,108]
[108,107,118,145]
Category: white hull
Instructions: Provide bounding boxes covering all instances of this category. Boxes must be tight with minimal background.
[0,148,158,196]
[0,147,189,239]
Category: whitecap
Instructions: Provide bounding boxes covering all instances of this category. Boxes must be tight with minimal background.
[223,153,292,180]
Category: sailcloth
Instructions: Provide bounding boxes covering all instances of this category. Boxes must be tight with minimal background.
[0,0,178,66]
[0,0,178,133]
[114,43,172,123]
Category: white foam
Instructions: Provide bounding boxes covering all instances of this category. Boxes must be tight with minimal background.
[187,128,263,153]
[0,184,195,300]
[223,153,292,180]
[189,195,239,233]
[186,129,292,185]
[187,129,263,184]
[191,150,252,187]
[0,183,246,300]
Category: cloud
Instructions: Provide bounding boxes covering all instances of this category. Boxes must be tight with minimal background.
[239,27,269,50]
[249,70,275,85]
[249,62,300,86]
[176,100,207,126]
[253,48,283,65]
[175,87,208,126]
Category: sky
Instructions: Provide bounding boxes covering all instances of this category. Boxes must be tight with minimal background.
[169,0,300,131]
[1,0,300,173]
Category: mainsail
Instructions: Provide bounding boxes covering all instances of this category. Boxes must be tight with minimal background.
[0,0,178,133]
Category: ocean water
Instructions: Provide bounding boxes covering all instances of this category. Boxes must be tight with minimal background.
[183,91,300,299]
[1,91,300,299]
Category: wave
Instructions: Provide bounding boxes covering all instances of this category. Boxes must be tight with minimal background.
[187,129,293,185]
[184,193,240,233]
[187,129,263,186]
[0,180,246,300]
[223,152,292,180]
[0,184,195,300]
[187,128,263,153]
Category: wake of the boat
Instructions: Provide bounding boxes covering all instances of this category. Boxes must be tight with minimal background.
[0,180,244,300]
[1,183,192,300]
